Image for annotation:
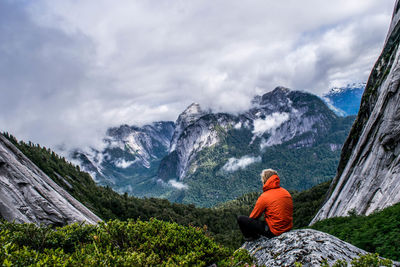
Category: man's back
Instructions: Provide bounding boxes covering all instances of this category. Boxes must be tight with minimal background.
[250,175,293,236]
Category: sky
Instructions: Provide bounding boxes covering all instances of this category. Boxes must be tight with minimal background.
[0,0,396,153]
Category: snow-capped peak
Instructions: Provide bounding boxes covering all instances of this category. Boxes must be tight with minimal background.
[327,83,366,95]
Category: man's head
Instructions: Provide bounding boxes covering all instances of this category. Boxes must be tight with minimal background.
[260,168,278,184]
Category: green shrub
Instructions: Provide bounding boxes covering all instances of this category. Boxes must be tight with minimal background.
[295,253,392,267]
[0,219,255,266]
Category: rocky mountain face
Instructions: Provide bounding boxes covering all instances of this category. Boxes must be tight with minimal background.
[159,87,338,181]
[242,229,398,267]
[0,135,101,225]
[75,87,355,206]
[312,1,400,223]
[73,121,174,195]
[322,83,365,116]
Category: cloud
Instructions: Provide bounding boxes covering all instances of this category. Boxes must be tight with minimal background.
[0,0,395,154]
[222,155,262,172]
[114,159,135,169]
[168,180,188,190]
[253,112,290,136]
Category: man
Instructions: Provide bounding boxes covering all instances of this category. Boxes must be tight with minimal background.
[237,169,293,241]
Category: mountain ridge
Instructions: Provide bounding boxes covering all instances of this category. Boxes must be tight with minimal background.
[75,87,355,207]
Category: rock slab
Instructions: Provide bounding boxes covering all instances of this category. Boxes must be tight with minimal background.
[0,135,101,225]
[242,229,371,267]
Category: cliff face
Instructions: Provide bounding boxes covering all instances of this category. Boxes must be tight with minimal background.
[312,0,400,223]
[0,135,101,225]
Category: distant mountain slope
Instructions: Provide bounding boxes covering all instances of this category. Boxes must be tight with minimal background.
[75,87,355,207]
[312,0,400,223]
[73,121,175,195]
[0,134,100,225]
[322,83,365,116]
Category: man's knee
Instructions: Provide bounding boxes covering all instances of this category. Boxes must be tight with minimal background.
[237,215,249,225]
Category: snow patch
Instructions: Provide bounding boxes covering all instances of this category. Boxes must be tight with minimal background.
[168,179,188,190]
[252,112,290,136]
[222,155,261,172]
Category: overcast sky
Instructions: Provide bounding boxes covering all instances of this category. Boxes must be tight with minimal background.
[0,0,396,152]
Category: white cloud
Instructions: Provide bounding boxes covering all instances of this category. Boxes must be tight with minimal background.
[253,112,290,136]
[168,179,188,190]
[0,0,395,153]
[223,155,262,172]
[114,159,135,168]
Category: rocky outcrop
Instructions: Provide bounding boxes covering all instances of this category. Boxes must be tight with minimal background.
[311,0,400,223]
[169,103,207,153]
[0,135,101,225]
[242,229,397,267]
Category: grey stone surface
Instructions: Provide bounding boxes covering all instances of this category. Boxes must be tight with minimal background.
[0,135,101,225]
[312,0,400,223]
[242,229,398,267]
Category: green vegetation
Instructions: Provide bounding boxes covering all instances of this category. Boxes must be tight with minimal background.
[0,219,254,266]
[292,181,330,228]
[349,253,392,267]
[295,253,392,267]
[311,202,400,261]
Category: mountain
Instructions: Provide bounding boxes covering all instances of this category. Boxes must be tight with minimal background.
[311,1,400,223]
[0,135,100,225]
[322,83,365,116]
[159,88,354,206]
[73,121,175,196]
[75,87,355,207]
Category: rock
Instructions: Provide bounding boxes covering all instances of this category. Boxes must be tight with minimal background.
[241,229,397,267]
[0,135,101,225]
[311,0,400,223]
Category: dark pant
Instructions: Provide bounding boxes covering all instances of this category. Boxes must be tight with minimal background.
[237,215,275,239]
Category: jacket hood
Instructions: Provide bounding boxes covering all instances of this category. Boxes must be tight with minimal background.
[263,174,280,191]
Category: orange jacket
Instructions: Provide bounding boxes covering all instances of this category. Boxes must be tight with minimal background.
[249,175,293,236]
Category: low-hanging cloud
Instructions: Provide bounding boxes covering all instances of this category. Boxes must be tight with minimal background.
[114,159,135,169]
[253,112,290,136]
[222,155,262,172]
[0,0,395,155]
[168,179,188,190]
